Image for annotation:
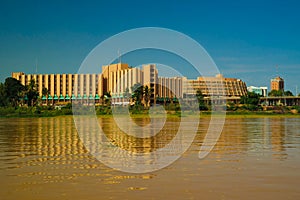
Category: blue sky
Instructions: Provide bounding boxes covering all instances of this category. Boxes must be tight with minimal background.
[0,0,300,93]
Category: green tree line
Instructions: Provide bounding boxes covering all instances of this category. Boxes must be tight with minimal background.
[1,77,299,116]
[0,77,39,107]
[268,90,294,97]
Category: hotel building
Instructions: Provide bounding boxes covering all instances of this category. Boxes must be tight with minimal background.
[12,63,248,105]
[12,63,158,104]
[12,72,102,102]
[157,77,184,99]
[100,63,158,104]
[183,74,247,97]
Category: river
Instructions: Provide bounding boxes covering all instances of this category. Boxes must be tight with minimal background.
[0,116,299,199]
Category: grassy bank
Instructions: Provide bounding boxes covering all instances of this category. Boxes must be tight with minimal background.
[0,105,299,118]
[0,106,73,118]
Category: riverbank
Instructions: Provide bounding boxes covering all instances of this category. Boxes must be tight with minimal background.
[0,106,299,118]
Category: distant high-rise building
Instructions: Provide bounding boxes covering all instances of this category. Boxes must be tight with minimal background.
[271,76,284,91]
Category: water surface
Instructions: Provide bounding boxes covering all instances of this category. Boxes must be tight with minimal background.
[0,116,299,200]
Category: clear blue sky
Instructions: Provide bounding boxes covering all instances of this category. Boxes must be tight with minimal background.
[1,0,300,93]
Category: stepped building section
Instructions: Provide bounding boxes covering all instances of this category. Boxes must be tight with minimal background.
[183,74,247,97]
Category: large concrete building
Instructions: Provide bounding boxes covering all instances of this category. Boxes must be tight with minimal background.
[158,77,184,99]
[12,63,158,105]
[271,76,284,91]
[99,63,158,104]
[12,64,248,105]
[12,72,102,102]
[183,74,247,97]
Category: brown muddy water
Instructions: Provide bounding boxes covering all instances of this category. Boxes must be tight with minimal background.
[0,116,299,200]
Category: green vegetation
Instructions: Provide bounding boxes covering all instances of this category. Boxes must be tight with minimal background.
[291,105,300,113]
[1,77,25,107]
[0,78,299,118]
[0,77,67,117]
[268,89,294,97]
[0,104,73,117]
[226,91,300,115]
[0,77,39,107]
[131,83,153,108]
[196,90,208,111]
[240,91,261,111]
[42,87,50,106]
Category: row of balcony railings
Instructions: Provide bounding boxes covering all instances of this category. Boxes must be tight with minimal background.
[20,94,101,101]
[110,95,179,102]
[156,97,179,102]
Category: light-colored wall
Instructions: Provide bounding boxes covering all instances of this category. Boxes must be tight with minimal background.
[158,77,183,98]
[11,65,248,105]
[183,74,247,97]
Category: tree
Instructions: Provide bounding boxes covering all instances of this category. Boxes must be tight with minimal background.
[18,89,27,106]
[284,90,294,96]
[131,83,144,106]
[0,83,8,107]
[100,95,105,106]
[42,87,50,106]
[143,85,152,108]
[241,91,260,105]
[268,90,294,97]
[104,91,111,105]
[26,79,39,106]
[240,91,260,110]
[196,89,208,110]
[3,77,25,107]
[268,90,284,97]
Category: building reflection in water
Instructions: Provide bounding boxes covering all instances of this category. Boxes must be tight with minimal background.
[269,118,287,160]
[246,117,288,160]
[196,117,249,161]
[2,116,298,185]
[195,117,292,161]
[5,117,157,185]
[75,115,192,173]
[100,117,180,154]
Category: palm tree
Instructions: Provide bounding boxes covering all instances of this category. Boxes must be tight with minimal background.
[131,83,144,106]
[42,87,50,106]
[196,89,207,110]
[143,85,152,108]
[18,90,27,106]
[26,79,39,106]
[100,95,105,106]
[104,91,111,106]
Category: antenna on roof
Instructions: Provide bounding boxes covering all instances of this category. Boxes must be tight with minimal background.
[276,65,279,77]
